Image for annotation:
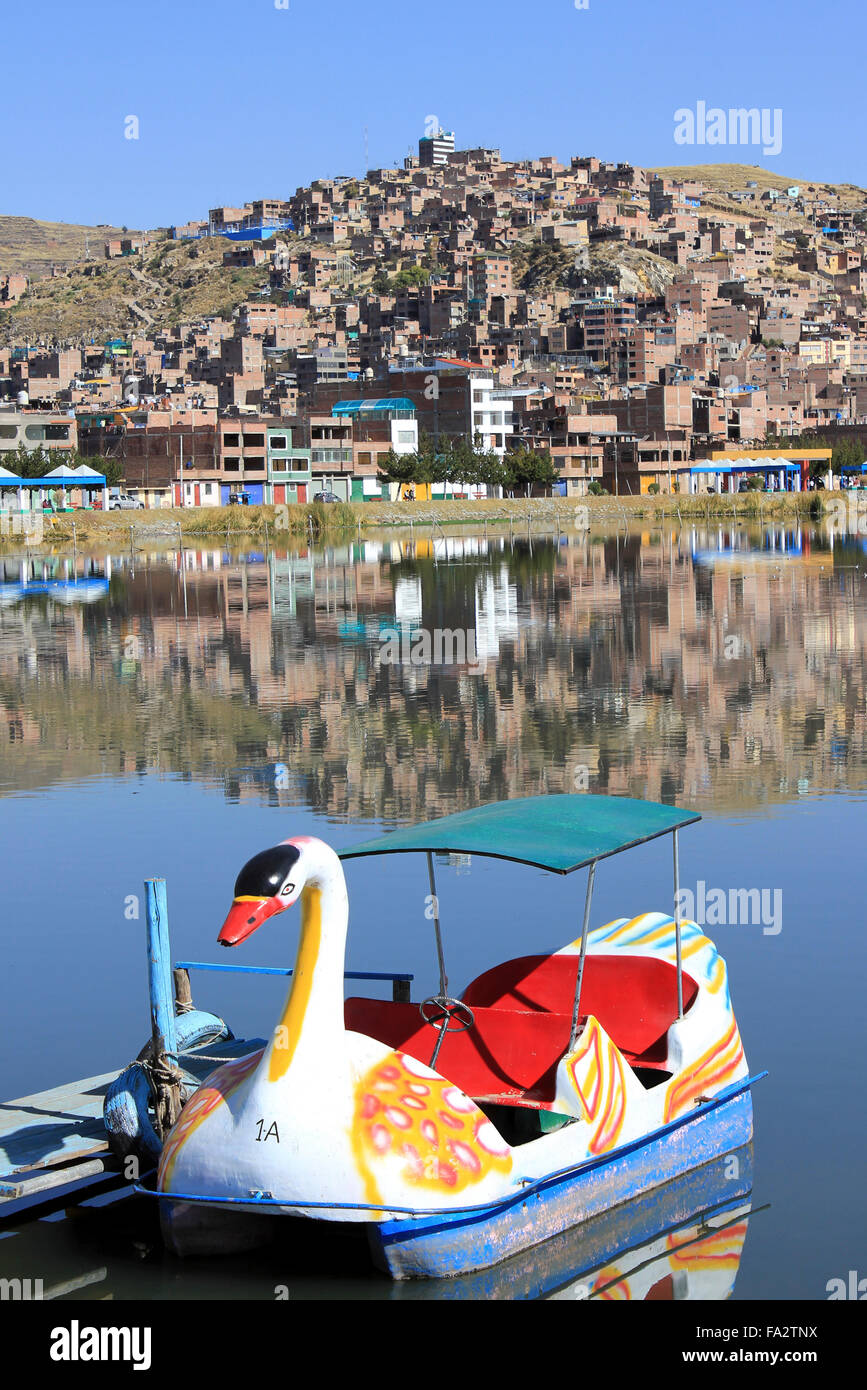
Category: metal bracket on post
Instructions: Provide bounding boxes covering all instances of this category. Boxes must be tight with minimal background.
[569,860,597,1051]
[673,830,684,1019]
[425,851,456,1071]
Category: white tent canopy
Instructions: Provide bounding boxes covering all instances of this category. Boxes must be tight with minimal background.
[45,464,88,480]
[16,462,110,511]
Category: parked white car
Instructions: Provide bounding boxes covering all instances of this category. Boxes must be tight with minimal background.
[109,494,145,511]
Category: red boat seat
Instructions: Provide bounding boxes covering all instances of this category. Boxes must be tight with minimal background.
[461,952,698,1063]
[345,998,571,1106]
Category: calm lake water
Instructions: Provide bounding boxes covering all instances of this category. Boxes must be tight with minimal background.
[1,521,865,1299]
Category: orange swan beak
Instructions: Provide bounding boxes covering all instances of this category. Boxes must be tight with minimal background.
[218,896,283,947]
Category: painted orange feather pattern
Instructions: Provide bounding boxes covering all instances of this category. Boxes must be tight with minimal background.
[594,1270,632,1300]
[158,1049,262,1189]
[566,1017,628,1154]
[351,1051,512,1205]
[590,1042,627,1153]
[667,1222,748,1270]
[568,1018,603,1120]
[663,1018,744,1122]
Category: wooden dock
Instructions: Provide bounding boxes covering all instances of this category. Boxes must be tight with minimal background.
[2,877,410,1218]
[0,1038,264,1212]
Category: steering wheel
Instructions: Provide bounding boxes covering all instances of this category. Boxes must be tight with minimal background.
[419,995,475,1033]
[419,995,475,1068]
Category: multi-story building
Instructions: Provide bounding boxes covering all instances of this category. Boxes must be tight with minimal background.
[582,300,637,363]
[300,414,355,498]
[265,424,312,506]
[111,410,218,508]
[213,418,270,505]
[296,347,349,394]
[332,396,419,499]
[312,362,514,455]
[0,407,78,460]
[418,130,456,166]
[470,253,513,302]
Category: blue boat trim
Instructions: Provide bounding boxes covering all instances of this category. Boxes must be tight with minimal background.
[377,1072,762,1250]
[137,1070,766,1220]
[175,961,413,983]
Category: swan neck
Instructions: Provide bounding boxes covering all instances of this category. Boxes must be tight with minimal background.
[264,865,348,1083]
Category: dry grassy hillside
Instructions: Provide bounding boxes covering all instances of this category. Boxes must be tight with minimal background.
[650,164,867,230]
[0,236,273,343]
[650,163,866,203]
[0,216,139,278]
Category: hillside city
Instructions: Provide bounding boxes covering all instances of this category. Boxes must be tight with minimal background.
[2,130,867,505]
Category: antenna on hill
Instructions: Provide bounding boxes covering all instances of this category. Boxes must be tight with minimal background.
[364,126,369,173]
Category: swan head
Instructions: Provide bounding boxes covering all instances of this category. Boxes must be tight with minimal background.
[218,839,304,947]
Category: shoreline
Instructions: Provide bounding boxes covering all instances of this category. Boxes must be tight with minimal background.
[0,491,824,553]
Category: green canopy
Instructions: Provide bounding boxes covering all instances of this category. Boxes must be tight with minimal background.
[340,794,700,875]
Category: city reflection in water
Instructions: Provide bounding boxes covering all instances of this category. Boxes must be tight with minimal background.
[1,521,865,818]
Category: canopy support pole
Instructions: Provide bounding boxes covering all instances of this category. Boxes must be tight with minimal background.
[145,877,181,1133]
[673,829,684,1019]
[569,860,597,1050]
[426,851,448,997]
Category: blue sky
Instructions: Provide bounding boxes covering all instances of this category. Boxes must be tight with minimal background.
[5,0,864,228]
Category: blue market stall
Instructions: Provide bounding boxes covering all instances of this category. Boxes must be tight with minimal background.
[688,457,802,494]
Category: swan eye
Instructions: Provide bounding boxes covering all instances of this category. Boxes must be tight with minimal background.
[281,881,295,897]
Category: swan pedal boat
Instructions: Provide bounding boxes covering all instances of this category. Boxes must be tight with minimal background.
[156,794,761,1279]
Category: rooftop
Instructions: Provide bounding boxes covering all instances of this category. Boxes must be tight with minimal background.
[332,397,416,416]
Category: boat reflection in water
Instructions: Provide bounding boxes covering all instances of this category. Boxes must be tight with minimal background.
[0,1146,754,1301]
[393,1145,754,1300]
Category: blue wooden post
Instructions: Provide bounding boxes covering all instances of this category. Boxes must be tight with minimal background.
[145,878,178,1058]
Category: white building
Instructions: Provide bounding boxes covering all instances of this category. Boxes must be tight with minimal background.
[419,130,455,167]
[473,380,514,456]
